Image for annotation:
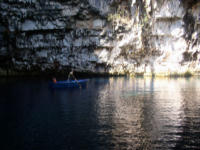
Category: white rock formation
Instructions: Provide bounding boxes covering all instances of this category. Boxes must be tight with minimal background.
[0,0,200,76]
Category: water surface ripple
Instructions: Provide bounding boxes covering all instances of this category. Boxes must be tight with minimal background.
[0,77,200,150]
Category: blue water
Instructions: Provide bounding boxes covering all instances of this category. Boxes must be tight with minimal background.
[0,77,200,150]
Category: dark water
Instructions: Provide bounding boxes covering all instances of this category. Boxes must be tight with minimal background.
[0,77,200,150]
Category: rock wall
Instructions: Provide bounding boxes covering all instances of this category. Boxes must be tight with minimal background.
[144,0,200,76]
[0,0,200,76]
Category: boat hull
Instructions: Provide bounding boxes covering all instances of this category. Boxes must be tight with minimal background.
[49,79,88,88]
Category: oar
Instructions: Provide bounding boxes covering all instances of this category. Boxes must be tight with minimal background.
[74,78,82,89]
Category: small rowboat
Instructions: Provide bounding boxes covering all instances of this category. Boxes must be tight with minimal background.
[49,79,89,88]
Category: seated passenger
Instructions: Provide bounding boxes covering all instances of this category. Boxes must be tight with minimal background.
[52,77,57,83]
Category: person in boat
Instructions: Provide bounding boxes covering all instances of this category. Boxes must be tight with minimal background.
[68,69,76,81]
[52,77,57,83]
[68,69,82,88]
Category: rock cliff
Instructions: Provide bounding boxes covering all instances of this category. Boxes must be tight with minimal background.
[0,0,200,76]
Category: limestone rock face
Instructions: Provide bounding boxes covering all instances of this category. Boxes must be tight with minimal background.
[145,0,200,75]
[0,0,200,76]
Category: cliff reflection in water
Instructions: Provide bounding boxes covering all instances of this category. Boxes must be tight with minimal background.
[0,77,200,150]
[94,77,200,149]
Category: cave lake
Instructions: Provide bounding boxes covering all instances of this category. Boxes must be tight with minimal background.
[0,77,200,150]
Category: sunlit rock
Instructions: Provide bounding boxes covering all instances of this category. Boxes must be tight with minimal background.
[154,0,185,19]
[0,0,200,76]
[152,20,185,37]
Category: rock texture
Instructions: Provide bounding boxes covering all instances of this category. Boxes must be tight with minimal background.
[0,0,200,76]
[145,0,200,76]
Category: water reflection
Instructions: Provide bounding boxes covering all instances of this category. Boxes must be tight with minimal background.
[0,77,200,150]
[94,77,200,150]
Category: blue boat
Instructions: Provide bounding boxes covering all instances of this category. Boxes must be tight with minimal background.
[49,79,89,88]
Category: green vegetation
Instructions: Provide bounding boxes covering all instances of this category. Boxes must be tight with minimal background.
[169,71,193,78]
[183,71,193,77]
[107,6,131,26]
[134,72,144,77]
[140,13,150,28]
[129,70,194,78]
